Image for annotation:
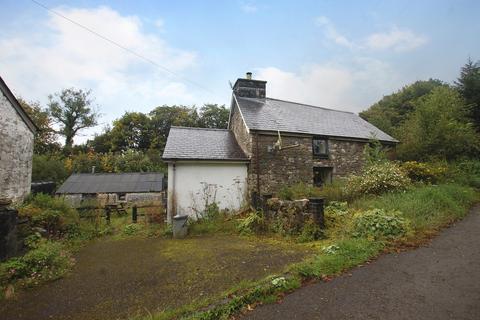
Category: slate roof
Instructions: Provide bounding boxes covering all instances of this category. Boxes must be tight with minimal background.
[56,172,165,194]
[162,127,248,161]
[0,76,37,133]
[234,96,398,143]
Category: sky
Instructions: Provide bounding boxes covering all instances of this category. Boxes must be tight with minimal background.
[1,0,479,144]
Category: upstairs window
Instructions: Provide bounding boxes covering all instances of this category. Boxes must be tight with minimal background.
[312,138,328,158]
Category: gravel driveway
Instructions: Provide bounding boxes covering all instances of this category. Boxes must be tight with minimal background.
[243,205,480,320]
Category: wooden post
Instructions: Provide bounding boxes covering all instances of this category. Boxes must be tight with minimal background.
[132,205,138,223]
[105,207,111,224]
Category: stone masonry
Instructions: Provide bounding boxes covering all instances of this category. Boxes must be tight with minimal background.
[0,91,35,203]
[229,106,367,196]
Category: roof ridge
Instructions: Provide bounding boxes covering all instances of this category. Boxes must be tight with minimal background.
[170,126,230,131]
[265,97,354,114]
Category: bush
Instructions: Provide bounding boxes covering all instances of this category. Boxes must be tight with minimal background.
[278,183,322,200]
[32,154,68,183]
[237,211,266,235]
[446,160,480,188]
[19,194,80,238]
[297,218,324,242]
[344,162,411,197]
[352,209,410,240]
[317,180,347,202]
[0,240,73,288]
[401,161,447,183]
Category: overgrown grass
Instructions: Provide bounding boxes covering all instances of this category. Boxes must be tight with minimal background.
[352,183,478,233]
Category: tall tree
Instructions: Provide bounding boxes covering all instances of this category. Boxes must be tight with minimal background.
[360,79,446,136]
[397,86,479,161]
[48,88,99,150]
[109,112,152,152]
[149,105,200,150]
[18,98,60,154]
[198,104,230,129]
[455,58,480,130]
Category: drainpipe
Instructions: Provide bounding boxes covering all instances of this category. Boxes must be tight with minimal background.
[255,132,261,200]
[167,162,176,224]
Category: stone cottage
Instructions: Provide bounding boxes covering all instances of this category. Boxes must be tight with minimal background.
[163,73,397,219]
[0,76,37,203]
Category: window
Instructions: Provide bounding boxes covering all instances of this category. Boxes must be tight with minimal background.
[313,167,333,187]
[312,138,328,158]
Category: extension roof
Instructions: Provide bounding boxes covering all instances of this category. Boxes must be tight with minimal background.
[56,172,165,194]
[234,96,398,143]
[162,126,248,161]
[0,76,37,133]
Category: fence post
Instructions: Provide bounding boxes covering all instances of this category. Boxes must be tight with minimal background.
[308,198,325,228]
[132,205,138,223]
[105,207,111,224]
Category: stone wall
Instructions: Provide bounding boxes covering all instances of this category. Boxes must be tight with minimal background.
[0,91,34,203]
[0,202,18,261]
[229,104,252,157]
[249,133,366,195]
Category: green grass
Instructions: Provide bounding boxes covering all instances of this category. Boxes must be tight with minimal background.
[295,238,384,278]
[352,183,478,233]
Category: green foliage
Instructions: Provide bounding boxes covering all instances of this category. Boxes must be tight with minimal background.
[401,161,447,183]
[19,194,80,238]
[364,138,388,165]
[297,218,324,242]
[0,240,73,288]
[123,223,141,236]
[353,183,478,232]
[198,104,230,129]
[19,98,60,154]
[397,86,480,161]
[455,58,480,130]
[296,238,384,278]
[360,79,446,136]
[278,183,322,200]
[48,88,99,150]
[317,180,347,202]
[32,154,68,183]
[237,211,266,235]
[344,161,411,197]
[445,160,480,187]
[325,201,348,217]
[352,209,410,240]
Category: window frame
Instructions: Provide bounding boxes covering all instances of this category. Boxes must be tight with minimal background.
[312,137,329,159]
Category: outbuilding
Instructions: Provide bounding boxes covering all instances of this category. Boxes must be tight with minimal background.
[162,127,249,222]
[56,172,165,208]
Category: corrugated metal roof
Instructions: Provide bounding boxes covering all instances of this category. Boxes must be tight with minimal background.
[162,127,249,161]
[235,96,398,143]
[56,172,165,194]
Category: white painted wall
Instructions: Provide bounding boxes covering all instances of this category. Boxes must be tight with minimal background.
[167,161,248,220]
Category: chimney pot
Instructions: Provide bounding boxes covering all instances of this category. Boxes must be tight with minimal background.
[246,72,252,80]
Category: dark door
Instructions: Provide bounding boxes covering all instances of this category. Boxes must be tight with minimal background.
[313,167,333,187]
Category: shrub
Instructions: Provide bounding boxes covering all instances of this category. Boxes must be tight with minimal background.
[18,194,80,238]
[297,218,324,242]
[278,183,322,200]
[317,180,347,202]
[344,161,411,197]
[401,161,447,183]
[446,160,480,188]
[352,209,410,240]
[237,211,266,235]
[0,240,73,288]
[325,201,348,217]
[123,223,141,236]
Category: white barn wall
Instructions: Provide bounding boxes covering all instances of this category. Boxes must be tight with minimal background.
[168,162,248,219]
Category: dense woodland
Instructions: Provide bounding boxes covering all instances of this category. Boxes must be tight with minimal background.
[25,59,480,183]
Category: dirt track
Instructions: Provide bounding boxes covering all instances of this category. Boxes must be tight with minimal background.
[243,205,480,320]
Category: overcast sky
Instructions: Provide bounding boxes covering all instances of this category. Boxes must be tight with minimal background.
[1,0,479,144]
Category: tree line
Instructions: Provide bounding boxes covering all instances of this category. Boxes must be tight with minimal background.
[22,90,230,182]
[360,58,480,161]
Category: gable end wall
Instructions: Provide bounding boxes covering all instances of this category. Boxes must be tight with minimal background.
[0,91,34,203]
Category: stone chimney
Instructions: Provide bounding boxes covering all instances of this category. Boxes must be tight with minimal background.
[233,72,266,98]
